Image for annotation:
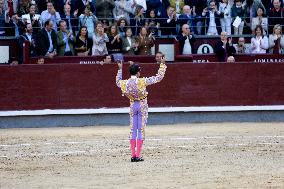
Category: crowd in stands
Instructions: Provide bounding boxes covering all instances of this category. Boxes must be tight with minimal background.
[0,0,284,62]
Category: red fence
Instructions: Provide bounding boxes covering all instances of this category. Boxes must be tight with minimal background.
[1,63,284,111]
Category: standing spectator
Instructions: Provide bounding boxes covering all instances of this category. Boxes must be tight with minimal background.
[40,1,61,31]
[117,17,128,37]
[53,0,65,15]
[79,6,97,38]
[214,31,236,62]
[194,0,207,35]
[0,0,7,36]
[178,5,195,34]
[145,9,160,36]
[160,6,177,36]
[57,20,75,56]
[21,4,41,33]
[95,0,115,20]
[5,0,18,18]
[202,0,223,35]
[146,0,169,18]
[268,0,284,33]
[234,37,249,54]
[130,4,146,36]
[250,25,269,53]
[74,26,92,56]
[36,20,57,57]
[75,0,95,16]
[23,23,37,56]
[92,22,109,56]
[137,26,154,55]
[169,0,185,14]
[231,0,245,35]
[176,24,196,54]
[113,0,135,24]
[17,0,30,16]
[268,24,284,54]
[243,0,266,34]
[6,14,25,37]
[122,27,138,55]
[107,24,122,54]
[61,4,79,34]
[219,0,231,35]
[251,7,268,35]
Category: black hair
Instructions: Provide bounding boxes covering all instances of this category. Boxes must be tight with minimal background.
[129,64,141,75]
[44,20,51,27]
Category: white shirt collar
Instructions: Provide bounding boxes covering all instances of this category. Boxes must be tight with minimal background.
[131,75,137,79]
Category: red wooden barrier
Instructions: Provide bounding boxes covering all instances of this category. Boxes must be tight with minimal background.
[1,63,284,111]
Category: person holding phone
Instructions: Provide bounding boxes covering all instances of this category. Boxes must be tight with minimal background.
[115,52,167,162]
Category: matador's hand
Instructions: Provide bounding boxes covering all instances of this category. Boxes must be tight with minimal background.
[118,62,122,70]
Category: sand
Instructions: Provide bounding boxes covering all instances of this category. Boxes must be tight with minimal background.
[0,123,283,189]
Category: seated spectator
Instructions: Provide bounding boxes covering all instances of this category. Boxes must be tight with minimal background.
[117,17,128,37]
[178,5,195,34]
[36,20,57,58]
[21,4,41,34]
[251,7,268,35]
[169,0,185,14]
[214,31,236,62]
[202,0,223,35]
[268,0,284,33]
[8,57,19,65]
[40,1,61,31]
[219,0,231,35]
[5,13,25,37]
[231,0,245,35]
[145,9,160,36]
[227,56,235,62]
[107,24,122,54]
[61,4,79,34]
[92,22,109,56]
[37,56,45,64]
[57,20,75,56]
[268,24,284,54]
[122,27,138,55]
[130,4,146,36]
[137,26,154,55]
[176,24,196,55]
[250,25,269,54]
[113,0,135,25]
[160,6,177,36]
[74,26,92,56]
[79,6,97,39]
[23,23,37,56]
[234,37,249,54]
[95,0,115,20]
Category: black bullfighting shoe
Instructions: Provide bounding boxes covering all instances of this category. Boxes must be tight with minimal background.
[131,157,136,162]
[135,157,144,162]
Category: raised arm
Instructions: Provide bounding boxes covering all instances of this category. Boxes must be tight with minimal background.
[145,57,167,86]
[116,62,123,88]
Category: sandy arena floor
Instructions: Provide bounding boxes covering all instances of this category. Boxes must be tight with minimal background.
[0,123,283,189]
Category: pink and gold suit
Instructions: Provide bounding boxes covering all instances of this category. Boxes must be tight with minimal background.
[116,63,167,158]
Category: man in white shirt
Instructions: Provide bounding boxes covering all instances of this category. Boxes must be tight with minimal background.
[202,0,223,35]
[176,24,196,54]
[40,1,61,31]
